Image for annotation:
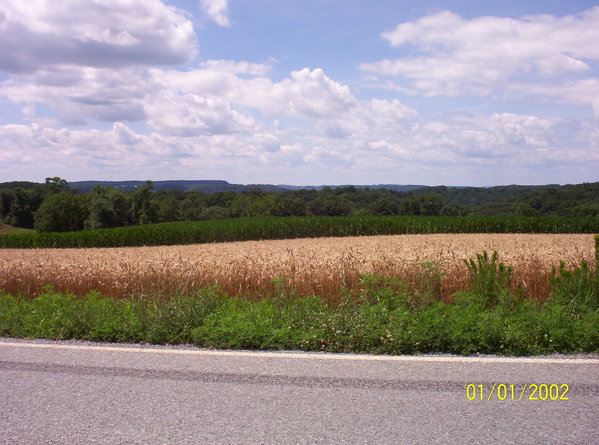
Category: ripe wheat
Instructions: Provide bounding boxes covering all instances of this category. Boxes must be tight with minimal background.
[0,234,594,302]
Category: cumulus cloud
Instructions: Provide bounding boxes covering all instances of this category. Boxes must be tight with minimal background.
[0,0,201,125]
[414,113,559,158]
[0,0,198,73]
[1,103,597,185]
[199,60,271,76]
[160,64,419,141]
[1,66,155,124]
[0,120,289,181]
[145,91,257,137]
[360,7,599,96]
[5,55,593,184]
[509,78,599,118]
[200,0,230,27]
[239,68,358,119]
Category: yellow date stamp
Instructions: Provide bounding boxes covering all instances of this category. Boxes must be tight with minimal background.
[465,383,570,401]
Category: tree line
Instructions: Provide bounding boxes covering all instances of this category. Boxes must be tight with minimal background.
[1,177,598,232]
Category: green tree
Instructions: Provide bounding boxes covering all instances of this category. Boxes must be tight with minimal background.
[130,180,159,225]
[400,194,443,216]
[372,197,400,215]
[515,202,540,217]
[199,206,229,220]
[44,177,69,194]
[34,192,88,232]
[271,196,307,217]
[0,189,15,220]
[5,188,34,228]
[309,195,352,216]
[179,191,206,221]
[205,191,236,208]
[440,205,469,216]
[84,186,131,229]
[158,197,180,222]
[569,203,599,217]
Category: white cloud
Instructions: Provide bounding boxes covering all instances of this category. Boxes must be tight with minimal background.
[9,59,590,179]
[161,65,366,125]
[240,68,358,119]
[1,66,155,124]
[0,121,290,181]
[509,78,599,118]
[0,0,198,73]
[150,64,394,156]
[200,0,230,27]
[415,113,560,158]
[145,91,257,137]
[360,7,599,96]
[1,103,596,185]
[199,60,271,76]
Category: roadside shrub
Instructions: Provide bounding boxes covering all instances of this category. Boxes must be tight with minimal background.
[464,251,513,308]
[144,287,225,343]
[0,293,26,336]
[549,260,598,315]
[19,289,80,339]
[73,292,145,342]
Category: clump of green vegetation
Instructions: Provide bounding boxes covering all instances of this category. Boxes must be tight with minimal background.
[464,251,515,308]
[549,260,597,314]
[547,235,599,317]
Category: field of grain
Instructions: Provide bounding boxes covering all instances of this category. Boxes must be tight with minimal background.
[0,234,595,302]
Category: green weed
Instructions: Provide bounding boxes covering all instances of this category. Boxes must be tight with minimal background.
[464,251,514,308]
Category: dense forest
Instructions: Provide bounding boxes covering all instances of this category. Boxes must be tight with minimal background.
[1,177,598,232]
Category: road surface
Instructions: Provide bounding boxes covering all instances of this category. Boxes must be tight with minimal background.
[1,338,598,444]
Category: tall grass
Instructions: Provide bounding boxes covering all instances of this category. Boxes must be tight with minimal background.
[1,215,598,249]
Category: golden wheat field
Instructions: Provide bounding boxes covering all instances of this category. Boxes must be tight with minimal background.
[0,234,595,302]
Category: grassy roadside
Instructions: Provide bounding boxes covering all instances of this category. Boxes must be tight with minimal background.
[1,239,597,356]
[0,284,596,356]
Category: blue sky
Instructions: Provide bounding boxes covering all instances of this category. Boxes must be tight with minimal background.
[1,0,598,186]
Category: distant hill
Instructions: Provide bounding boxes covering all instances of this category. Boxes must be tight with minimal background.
[68,180,287,194]
[277,184,427,192]
[63,180,428,194]
[0,181,40,189]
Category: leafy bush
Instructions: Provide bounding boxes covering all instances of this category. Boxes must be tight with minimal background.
[549,260,598,315]
[464,251,514,308]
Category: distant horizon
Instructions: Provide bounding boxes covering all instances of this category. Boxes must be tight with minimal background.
[4,177,591,189]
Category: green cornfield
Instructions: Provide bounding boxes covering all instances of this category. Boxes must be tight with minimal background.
[1,215,598,249]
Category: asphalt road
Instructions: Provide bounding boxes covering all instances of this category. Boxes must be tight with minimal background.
[1,338,598,445]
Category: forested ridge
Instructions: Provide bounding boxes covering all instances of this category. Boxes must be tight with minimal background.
[1,177,597,232]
